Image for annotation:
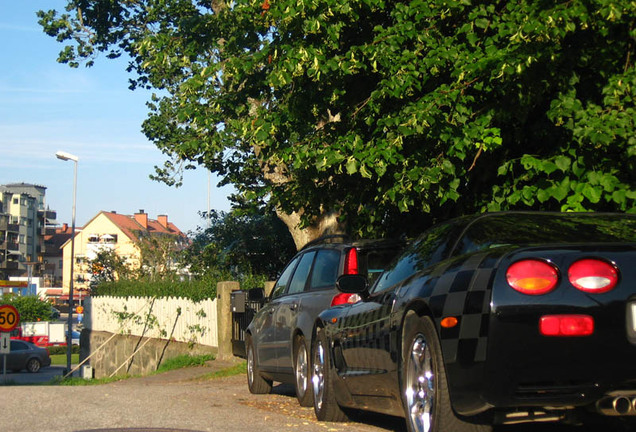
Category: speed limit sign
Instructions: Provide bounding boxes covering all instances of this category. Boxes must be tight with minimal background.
[0,304,19,332]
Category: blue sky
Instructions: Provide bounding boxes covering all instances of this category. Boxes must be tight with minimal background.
[0,1,233,233]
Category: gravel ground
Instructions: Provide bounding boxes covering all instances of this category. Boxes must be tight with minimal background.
[0,358,397,432]
[1,358,628,432]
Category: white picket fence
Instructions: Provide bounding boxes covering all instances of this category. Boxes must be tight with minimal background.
[85,296,218,347]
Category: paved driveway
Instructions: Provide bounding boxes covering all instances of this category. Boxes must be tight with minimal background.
[0,359,629,432]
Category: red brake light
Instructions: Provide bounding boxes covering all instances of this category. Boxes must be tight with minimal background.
[331,292,361,307]
[344,248,359,275]
[540,315,594,336]
[506,259,559,295]
[568,259,618,294]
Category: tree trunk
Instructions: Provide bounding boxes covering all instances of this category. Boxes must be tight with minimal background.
[276,208,346,251]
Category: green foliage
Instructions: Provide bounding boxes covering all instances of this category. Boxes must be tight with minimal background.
[184,208,296,279]
[136,233,189,280]
[48,345,80,355]
[39,1,636,237]
[92,274,219,302]
[88,248,136,289]
[1,295,54,322]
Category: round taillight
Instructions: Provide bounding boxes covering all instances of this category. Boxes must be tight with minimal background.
[506,259,559,295]
[568,259,618,293]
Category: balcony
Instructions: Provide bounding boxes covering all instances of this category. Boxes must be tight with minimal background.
[6,242,19,251]
[0,261,19,270]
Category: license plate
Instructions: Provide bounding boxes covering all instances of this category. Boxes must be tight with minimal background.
[629,303,636,344]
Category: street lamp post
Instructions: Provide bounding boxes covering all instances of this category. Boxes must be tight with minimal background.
[56,150,78,375]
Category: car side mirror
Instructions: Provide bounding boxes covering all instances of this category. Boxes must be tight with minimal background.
[336,274,369,296]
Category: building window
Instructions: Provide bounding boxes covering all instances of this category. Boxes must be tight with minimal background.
[19,234,25,244]
[101,234,117,244]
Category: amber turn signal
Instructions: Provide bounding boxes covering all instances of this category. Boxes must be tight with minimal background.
[440,316,459,328]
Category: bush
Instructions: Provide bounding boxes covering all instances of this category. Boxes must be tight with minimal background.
[1,295,55,322]
[91,270,267,301]
[47,345,80,355]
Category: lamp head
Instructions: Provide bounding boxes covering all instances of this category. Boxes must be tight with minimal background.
[55,151,79,162]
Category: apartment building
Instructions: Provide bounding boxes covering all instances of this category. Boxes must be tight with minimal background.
[0,183,58,282]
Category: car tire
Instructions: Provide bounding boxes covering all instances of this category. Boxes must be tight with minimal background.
[294,336,313,407]
[26,358,41,373]
[401,312,492,432]
[312,327,348,422]
[246,334,272,394]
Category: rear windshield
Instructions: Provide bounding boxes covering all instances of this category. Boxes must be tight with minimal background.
[454,213,636,256]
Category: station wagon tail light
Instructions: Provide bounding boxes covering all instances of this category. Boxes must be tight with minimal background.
[540,314,594,336]
[331,293,361,307]
[506,259,559,295]
[344,248,359,275]
[568,259,618,294]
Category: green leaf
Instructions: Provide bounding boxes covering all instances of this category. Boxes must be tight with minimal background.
[582,184,602,203]
[554,156,571,172]
[346,158,358,175]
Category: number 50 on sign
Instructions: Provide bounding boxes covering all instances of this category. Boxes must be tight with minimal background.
[0,304,20,332]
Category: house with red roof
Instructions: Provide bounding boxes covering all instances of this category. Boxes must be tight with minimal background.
[60,210,187,294]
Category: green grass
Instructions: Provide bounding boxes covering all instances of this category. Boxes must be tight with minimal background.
[49,354,246,386]
[154,353,215,374]
[52,375,128,386]
[200,361,247,380]
[50,354,79,365]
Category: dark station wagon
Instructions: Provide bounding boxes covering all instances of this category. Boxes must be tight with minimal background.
[246,236,405,407]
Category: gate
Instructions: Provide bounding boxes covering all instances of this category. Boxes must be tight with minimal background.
[231,289,265,358]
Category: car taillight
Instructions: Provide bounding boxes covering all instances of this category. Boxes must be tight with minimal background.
[540,314,594,336]
[344,248,359,275]
[506,259,559,295]
[568,259,618,294]
[331,293,361,307]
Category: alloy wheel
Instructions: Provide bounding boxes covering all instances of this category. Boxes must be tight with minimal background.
[296,343,308,397]
[312,338,326,411]
[405,334,435,432]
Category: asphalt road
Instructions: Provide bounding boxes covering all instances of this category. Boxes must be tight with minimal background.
[0,360,631,432]
[1,364,77,385]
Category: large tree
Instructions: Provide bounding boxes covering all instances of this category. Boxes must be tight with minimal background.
[39,0,636,247]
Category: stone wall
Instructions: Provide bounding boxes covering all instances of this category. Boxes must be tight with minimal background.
[80,329,218,379]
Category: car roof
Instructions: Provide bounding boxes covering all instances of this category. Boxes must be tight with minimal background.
[300,235,405,252]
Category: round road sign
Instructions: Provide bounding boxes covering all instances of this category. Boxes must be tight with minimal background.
[0,304,20,332]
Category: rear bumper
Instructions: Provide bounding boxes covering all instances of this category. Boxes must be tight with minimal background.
[480,300,636,409]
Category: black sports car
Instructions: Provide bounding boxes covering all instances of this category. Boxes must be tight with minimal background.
[311,212,636,432]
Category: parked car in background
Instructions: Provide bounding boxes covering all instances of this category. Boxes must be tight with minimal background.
[5,340,51,373]
[246,236,405,407]
[312,212,636,432]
